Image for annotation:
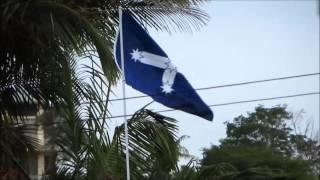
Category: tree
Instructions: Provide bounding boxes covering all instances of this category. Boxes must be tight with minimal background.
[222,105,295,156]
[201,144,316,180]
[201,105,319,180]
[0,0,209,179]
[44,108,182,180]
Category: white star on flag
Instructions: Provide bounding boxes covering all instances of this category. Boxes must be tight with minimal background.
[130,49,142,62]
[161,83,174,94]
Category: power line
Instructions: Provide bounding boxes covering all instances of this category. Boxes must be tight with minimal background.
[10,73,319,125]
[106,72,319,102]
[108,91,320,119]
[10,91,319,126]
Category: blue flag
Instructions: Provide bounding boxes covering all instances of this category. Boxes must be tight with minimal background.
[114,11,213,121]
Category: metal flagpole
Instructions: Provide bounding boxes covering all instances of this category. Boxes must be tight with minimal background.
[119,7,130,180]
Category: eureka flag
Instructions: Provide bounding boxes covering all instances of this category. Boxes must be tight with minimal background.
[114,11,213,121]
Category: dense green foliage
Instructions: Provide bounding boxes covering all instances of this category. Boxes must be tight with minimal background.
[202,145,315,179]
[169,106,319,180]
[0,0,209,179]
[201,105,319,180]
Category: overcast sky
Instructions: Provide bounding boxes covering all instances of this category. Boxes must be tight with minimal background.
[109,1,319,160]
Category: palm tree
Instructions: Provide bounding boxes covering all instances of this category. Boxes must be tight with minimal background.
[0,0,208,179]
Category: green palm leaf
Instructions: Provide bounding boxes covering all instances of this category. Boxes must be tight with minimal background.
[1,0,209,179]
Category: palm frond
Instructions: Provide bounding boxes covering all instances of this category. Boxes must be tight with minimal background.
[0,116,39,180]
[1,0,209,179]
[112,109,179,179]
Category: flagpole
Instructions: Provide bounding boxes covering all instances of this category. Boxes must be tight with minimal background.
[119,7,130,180]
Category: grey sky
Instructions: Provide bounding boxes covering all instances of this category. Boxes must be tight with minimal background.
[109,1,319,159]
